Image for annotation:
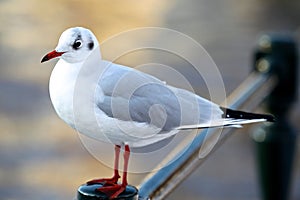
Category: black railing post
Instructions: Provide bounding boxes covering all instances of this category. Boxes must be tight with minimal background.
[252,34,298,200]
[77,184,138,200]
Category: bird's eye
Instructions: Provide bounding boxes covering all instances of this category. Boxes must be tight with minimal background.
[73,40,83,50]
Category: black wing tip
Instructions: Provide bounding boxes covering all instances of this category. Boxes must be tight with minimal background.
[221,107,275,123]
[264,114,276,122]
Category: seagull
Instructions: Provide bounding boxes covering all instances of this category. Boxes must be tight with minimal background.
[41,27,274,199]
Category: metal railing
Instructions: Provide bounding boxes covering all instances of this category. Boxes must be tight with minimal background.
[138,34,298,200]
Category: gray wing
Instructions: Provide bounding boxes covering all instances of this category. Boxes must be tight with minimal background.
[96,61,223,131]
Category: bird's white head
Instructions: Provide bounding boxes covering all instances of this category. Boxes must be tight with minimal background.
[41,27,99,63]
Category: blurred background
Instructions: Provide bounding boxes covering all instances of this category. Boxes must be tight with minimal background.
[0,0,299,199]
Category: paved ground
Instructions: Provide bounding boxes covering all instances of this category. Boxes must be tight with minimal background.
[0,0,299,199]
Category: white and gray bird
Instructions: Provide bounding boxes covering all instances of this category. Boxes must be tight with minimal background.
[41,27,274,199]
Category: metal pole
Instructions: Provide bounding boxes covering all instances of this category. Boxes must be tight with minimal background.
[252,34,298,200]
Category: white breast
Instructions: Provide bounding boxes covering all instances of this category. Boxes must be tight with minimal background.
[49,59,82,128]
[49,59,116,144]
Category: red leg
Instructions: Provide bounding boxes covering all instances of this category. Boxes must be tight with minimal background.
[121,144,130,186]
[97,144,130,199]
[87,145,121,185]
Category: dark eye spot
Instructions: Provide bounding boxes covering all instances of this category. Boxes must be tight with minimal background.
[88,41,94,50]
[73,40,83,50]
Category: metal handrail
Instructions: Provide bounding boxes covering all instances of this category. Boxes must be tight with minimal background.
[138,72,276,200]
[138,33,298,200]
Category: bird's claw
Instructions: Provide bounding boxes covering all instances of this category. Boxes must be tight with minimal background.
[96,184,126,199]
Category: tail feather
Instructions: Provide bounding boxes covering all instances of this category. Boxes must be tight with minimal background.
[176,108,275,130]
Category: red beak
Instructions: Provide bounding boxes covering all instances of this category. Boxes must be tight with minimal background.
[41,50,65,63]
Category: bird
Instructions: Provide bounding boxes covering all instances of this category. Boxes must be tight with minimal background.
[41,27,274,199]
